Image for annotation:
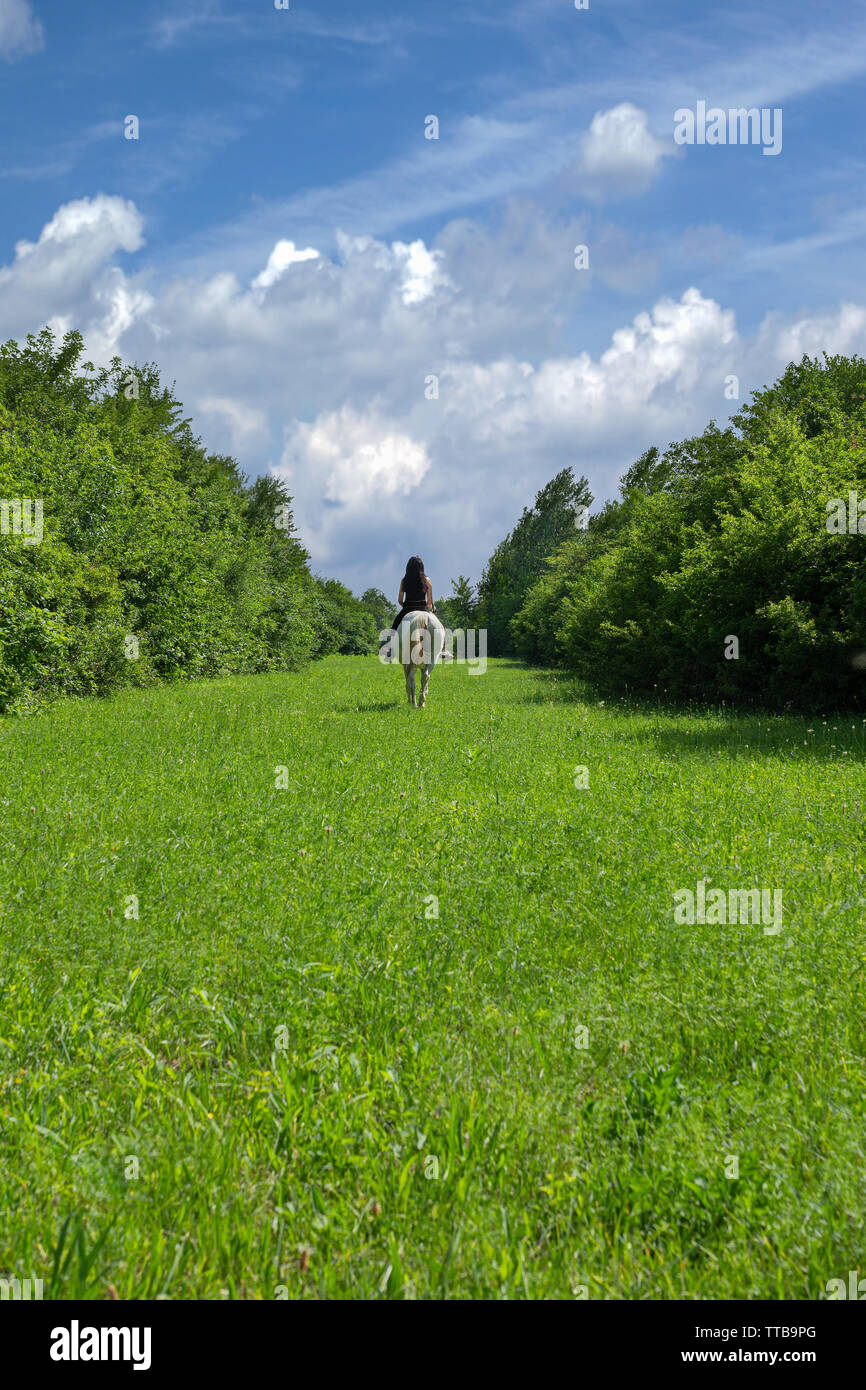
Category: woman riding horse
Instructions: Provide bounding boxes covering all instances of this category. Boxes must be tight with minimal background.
[380,555,436,662]
[391,555,435,631]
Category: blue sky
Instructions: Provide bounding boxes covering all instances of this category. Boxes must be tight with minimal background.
[2,0,866,596]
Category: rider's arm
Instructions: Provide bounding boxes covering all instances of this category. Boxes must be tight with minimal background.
[426,578,433,609]
[398,584,405,605]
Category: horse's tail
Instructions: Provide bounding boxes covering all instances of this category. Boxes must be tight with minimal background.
[405,614,447,667]
[406,611,445,667]
[407,611,427,666]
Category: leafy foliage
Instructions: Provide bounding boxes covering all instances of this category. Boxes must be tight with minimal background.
[508,355,866,710]
[436,575,478,630]
[0,330,375,711]
[476,468,592,654]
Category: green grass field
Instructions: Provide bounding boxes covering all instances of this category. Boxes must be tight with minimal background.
[1,656,864,1299]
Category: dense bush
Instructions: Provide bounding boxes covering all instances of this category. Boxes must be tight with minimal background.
[0,330,377,712]
[503,355,866,710]
[313,579,382,656]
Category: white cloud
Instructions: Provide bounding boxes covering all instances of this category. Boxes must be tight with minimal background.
[0,196,148,349]
[579,103,673,198]
[197,396,269,451]
[5,195,866,594]
[7,195,144,278]
[281,407,431,510]
[435,288,738,454]
[391,239,446,305]
[251,240,320,294]
[151,0,244,49]
[0,0,43,60]
[86,270,155,364]
[753,301,866,367]
[332,232,449,308]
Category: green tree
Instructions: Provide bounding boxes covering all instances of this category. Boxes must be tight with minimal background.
[476,467,592,653]
[0,329,364,710]
[359,587,393,635]
[510,354,866,710]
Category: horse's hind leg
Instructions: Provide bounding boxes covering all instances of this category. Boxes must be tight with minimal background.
[404,665,416,707]
[419,666,430,707]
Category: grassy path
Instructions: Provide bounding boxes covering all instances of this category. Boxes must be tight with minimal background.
[1,656,864,1299]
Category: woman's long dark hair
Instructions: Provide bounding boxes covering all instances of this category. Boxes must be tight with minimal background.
[402,555,426,592]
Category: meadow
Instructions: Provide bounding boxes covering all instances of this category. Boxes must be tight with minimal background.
[0,655,864,1299]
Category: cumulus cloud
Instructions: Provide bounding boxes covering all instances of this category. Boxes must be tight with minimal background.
[578,103,673,199]
[251,239,320,294]
[0,196,147,340]
[3,194,866,594]
[391,240,445,305]
[281,407,431,508]
[0,0,43,61]
[276,407,434,570]
[85,271,155,364]
[753,302,866,365]
[433,289,738,463]
[333,232,449,307]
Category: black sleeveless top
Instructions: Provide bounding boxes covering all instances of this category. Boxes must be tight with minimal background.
[403,573,428,605]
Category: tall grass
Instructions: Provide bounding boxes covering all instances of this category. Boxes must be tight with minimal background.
[0,658,863,1298]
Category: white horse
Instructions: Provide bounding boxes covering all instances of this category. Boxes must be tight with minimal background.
[400,611,447,707]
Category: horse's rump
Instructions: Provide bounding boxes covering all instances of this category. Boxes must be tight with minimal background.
[401,611,446,667]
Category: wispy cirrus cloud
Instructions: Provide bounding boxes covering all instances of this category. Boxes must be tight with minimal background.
[743,206,866,271]
[0,0,43,60]
[118,108,261,195]
[1,104,261,194]
[169,103,665,283]
[150,0,247,49]
[158,3,866,288]
[149,0,417,50]
[0,120,118,182]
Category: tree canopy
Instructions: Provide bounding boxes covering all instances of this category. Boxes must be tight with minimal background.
[0,330,380,711]
[481,355,866,710]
